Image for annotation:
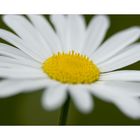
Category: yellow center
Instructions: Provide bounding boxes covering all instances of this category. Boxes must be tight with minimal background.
[42,51,100,84]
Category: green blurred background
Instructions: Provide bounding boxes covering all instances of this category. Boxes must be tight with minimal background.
[0,15,140,125]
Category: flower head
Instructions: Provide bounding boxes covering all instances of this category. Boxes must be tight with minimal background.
[0,15,140,119]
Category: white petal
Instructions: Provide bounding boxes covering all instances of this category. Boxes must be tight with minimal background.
[69,85,93,113]
[88,82,140,118]
[0,44,41,68]
[28,15,62,53]
[98,81,140,97]
[0,29,43,62]
[42,85,67,110]
[88,82,118,102]
[66,15,86,52]
[50,15,67,51]
[91,27,140,64]
[3,15,52,60]
[51,15,86,52]
[88,81,140,99]
[112,96,140,119]
[100,70,140,81]
[82,15,110,56]
[0,79,56,98]
[0,56,38,69]
[0,56,40,68]
[98,43,140,72]
[0,67,46,79]
[0,43,31,59]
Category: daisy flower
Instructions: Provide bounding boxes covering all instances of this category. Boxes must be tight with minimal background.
[0,15,140,119]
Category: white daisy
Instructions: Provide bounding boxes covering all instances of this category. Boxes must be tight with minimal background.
[0,15,140,119]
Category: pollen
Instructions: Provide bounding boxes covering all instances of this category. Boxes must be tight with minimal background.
[42,51,100,84]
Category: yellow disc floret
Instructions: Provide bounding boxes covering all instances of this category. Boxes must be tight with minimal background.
[42,51,100,84]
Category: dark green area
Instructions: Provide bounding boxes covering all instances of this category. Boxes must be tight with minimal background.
[0,15,140,125]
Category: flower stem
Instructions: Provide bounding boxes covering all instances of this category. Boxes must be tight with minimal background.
[58,95,70,125]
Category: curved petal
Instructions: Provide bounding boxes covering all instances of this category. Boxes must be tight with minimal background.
[0,44,41,68]
[82,15,110,56]
[100,70,140,81]
[0,67,46,79]
[42,85,67,110]
[50,15,67,52]
[91,27,140,64]
[51,15,86,52]
[66,15,86,52]
[88,82,140,118]
[28,15,62,53]
[0,29,43,62]
[0,56,40,68]
[112,96,140,119]
[88,82,119,102]
[99,81,140,97]
[89,81,140,99]
[3,15,52,60]
[0,79,56,98]
[98,43,140,72]
[69,85,93,113]
[0,43,31,59]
